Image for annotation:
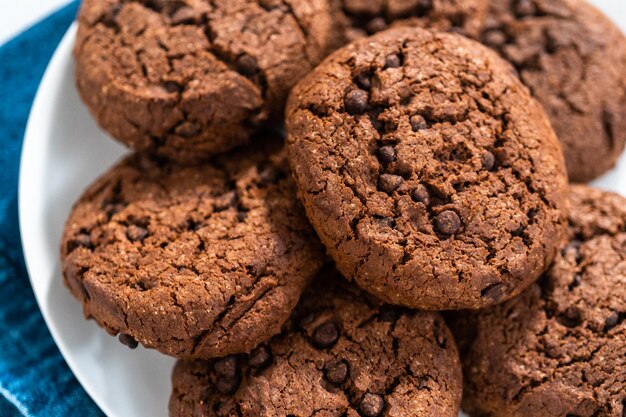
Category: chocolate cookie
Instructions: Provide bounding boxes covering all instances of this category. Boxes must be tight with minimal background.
[170,268,462,417]
[286,27,569,310]
[481,0,626,182]
[60,136,324,359]
[331,0,489,43]
[455,185,626,417]
[74,0,335,163]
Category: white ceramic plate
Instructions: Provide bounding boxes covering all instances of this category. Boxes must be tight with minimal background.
[18,2,626,416]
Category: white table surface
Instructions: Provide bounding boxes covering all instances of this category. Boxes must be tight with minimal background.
[0,0,71,45]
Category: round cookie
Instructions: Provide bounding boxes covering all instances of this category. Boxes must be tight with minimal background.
[74,0,335,163]
[170,268,462,417]
[60,136,324,359]
[481,0,626,182]
[286,27,568,310]
[455,185,626,417]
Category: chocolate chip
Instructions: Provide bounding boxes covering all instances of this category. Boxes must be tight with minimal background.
[214,356,238,378]
[68,233,92,252]
[377,146,396,164]
[236,54,259,77]
[216,373,241,395]
[557,306,583,328]
[162,81,183,93]
[411,184,430,205]
[514,0,536,17]
[385,54,401,69]
[324,360,349,385]
[127,225,149,242]
[416,0,433,13]
[379,174,403,193]
[118,333,138,349]
[410,114,428,131]
[604,312,620,332]
[482,151,496,171]
[258,0,278,11]
[237,211,248,222]
[435,210,461,235]
[249,345,272,369]
[170,6,199,25]
[483,30,507,48]
[366,17,387,34]
[345,89,369,115]
[359,393,385,417]
[354,70,372,90]
[144,0,166,11]
[312,322,339,349]
[481,283,508,302]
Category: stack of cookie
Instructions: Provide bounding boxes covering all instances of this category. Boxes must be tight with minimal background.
[62,0,626,416]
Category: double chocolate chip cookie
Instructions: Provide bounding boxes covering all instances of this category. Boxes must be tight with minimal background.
[286,27,569,310]
[170,268,462,417]
[332,0,489,43]
[74,0,335,163]
[456,185,626,417]
[481,0,626,182]
[61,135,324,359]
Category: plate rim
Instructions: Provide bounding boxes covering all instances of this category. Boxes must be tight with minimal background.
[18,23,117,417]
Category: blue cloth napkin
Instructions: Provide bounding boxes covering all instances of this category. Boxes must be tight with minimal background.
[0,2,104,416]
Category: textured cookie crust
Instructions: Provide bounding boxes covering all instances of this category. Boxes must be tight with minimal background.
[332,0,489,43]
[60,137,324,359]
[170,269,462,417]
[481,0,626,182]
[456,185,626,417]
[74,0,335,162]
[286,27,568,310]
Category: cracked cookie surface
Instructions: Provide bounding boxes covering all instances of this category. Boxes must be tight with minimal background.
[286,27,569,310]
[169,267,462,417]
[60,135,324,359]
[331,0,489,43]
[453,185,626,417]
[74,0,335,163]
[481,0,626,182]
